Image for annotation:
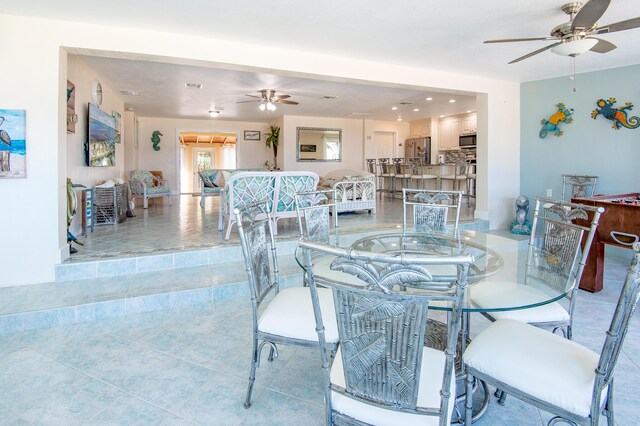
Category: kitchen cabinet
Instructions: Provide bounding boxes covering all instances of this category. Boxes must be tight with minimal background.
[437,112,476,149]
[461,115,477,134]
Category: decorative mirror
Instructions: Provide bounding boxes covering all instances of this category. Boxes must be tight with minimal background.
[296,127,342,162]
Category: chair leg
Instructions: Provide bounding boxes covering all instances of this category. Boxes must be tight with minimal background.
[465,373,474,425]
[603,381,614,425]
[244,337,259,409]
[168,193,173,206]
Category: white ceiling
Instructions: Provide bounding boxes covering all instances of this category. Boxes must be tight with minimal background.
[5,0,640,122]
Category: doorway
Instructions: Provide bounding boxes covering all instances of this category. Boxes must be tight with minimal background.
[178,131,237,194]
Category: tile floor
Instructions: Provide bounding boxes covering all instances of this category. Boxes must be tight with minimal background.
[69,194,478,261]
[2,194,639,425]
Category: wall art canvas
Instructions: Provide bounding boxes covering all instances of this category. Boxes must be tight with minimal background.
[67,80,77,133]
[0,109,26,179]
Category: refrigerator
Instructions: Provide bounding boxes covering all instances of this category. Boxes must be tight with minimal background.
[404,137,431,164]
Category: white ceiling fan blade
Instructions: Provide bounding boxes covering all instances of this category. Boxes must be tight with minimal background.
[588,37,617,53]
[572,0,611,30]
[594,17,640,34]
[484,37,558,44]
[508,42,562,64]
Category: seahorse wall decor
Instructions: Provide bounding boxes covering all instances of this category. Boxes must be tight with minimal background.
[591,98,640,130]
[539,102,573,138]
[151,130,163,151]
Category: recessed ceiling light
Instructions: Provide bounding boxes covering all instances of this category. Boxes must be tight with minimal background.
[397,118,403,121]
[440,115,445,118]
[467,110,472,113]
[391,106,398,110]
[185,83,203,89]
[449,99,456,103]
[425,97,433,101]
[126,107,134,111]
[413,108,420,112]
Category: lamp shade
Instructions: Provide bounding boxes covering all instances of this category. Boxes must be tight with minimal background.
[551,38,598,57]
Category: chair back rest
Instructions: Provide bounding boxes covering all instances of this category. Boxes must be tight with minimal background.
[596,243,640,389]
[295,189,337,244]
[366,159,376,174]
[392,157,405,174]
[562,174,598,201]
[275,173,319,213]
[129,170,155,187]
[299,240,473,421]
[403,189,462,234]
[378,158,393,175]
[234,200,279,306]
[527,197,604,297]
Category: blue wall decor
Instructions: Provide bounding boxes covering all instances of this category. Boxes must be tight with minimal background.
[591,98,639,130]
[539,102,573,138]
[151,130,162,151]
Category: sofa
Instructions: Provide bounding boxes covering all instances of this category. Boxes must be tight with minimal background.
[129,170,172,209]
[318,169,376,214]
[218,171,319,240]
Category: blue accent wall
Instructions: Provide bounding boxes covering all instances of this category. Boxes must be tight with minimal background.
[520,64,640,203]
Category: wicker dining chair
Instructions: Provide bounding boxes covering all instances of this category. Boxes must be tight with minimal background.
[562,174,598,201]
[234,200,339,409]
[299,239,474,426]
[464,242,640,426]
[295,189,338,244]
[471,196,604,340]
[402,188,462,235]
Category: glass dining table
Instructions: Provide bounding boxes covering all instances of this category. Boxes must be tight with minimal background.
[295,228,575,423]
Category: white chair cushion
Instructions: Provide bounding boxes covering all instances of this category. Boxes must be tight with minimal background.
[463,319,605,418]
[471,281,570,323]
[258,286,339,343]
[330,346,455,426]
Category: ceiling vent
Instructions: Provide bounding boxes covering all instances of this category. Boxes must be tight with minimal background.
[120,90,141,96]
[185,83,203,89]
[345,112,372,117]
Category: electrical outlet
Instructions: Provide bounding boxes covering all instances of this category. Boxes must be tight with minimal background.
[546,189,552,197]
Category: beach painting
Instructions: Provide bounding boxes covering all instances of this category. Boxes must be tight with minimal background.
[0,109,26,179]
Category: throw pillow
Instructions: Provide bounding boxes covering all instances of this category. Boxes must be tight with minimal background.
[199,172,218,188]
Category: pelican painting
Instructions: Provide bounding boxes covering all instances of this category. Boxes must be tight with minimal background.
[0,109,26,179]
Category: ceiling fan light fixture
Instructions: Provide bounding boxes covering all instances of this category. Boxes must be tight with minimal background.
[551,38,598,56]
[208,110,221,118]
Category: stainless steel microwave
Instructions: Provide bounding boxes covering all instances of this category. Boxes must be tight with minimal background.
[459,134,476,148]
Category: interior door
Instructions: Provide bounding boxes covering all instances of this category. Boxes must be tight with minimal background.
[373,131,395,159]
[193,148,216,193]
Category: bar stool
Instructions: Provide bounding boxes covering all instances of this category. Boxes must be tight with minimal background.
[440,160,468,193]
[466,163,476,207]
[377,158,395,198]
[392,158,411,197]
[409,158,438,190]
[366,159,380,195]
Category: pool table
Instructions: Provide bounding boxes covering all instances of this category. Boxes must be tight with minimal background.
[573,193,640,292]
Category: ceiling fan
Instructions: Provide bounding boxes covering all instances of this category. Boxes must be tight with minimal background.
[237,89,299,111]
[485,0,640,64]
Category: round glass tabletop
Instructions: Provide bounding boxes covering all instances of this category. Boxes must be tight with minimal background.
[296,230,573,312]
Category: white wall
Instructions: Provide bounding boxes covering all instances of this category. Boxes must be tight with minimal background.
[0,13,520,286]
[134,117,270,192]
[67,55,125,236]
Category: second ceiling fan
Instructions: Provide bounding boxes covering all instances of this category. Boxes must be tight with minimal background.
[238,89,299,111]
[485,0,640,64]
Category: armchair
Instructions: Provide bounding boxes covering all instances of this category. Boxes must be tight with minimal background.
[128,170,172,209]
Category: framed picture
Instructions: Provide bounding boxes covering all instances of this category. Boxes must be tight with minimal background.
[0,109,26,179]
[67,80,77,134]
[300,144,317,153]
[244,130,261,140]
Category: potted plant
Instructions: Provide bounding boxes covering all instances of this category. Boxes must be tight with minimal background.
[265,125,280,170]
